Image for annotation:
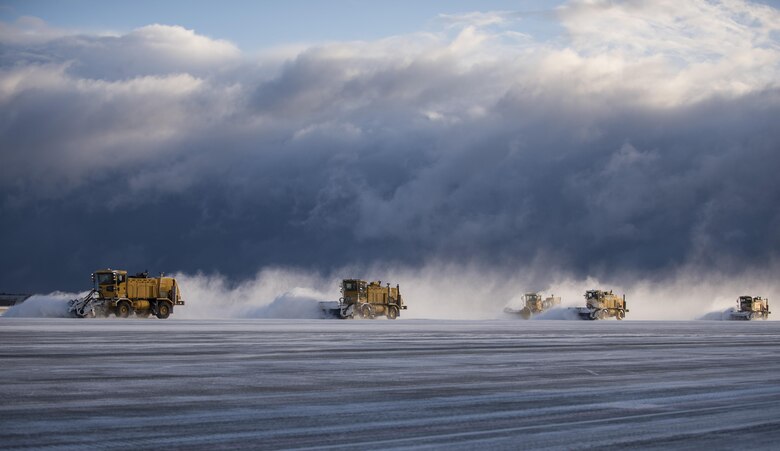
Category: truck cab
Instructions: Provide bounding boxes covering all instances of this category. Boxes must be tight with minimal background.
[341,279,367,305]
[93,269,129,299]
[524,293,542,310]
[734,296,770,320]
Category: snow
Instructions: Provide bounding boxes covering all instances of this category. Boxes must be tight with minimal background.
[699,307,738,321]
[1,318,779,449]
[1,292,80,318]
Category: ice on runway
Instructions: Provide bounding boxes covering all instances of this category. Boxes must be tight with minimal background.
[1,319,779,449]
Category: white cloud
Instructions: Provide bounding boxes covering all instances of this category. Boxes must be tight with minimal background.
[555,0,780,106]
[127,24,241,64]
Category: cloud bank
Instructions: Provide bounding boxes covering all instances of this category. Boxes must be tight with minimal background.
[1,1,779,301]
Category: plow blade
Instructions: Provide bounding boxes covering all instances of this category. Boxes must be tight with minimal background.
[319,301,356,319]
[68,290,100,318]
[572,307,596,320]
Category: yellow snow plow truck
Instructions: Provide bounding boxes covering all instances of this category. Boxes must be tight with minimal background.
[729,296,770,320]
[504,292,561,319]
[320,279,406,319]
[68,269,184,319]
[573,289,627,320]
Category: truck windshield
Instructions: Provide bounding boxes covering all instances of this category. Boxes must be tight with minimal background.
[343,281,356,291]
[95,273,115,285]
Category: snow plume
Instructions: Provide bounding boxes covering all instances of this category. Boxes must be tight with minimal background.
[169,262,780,321]
[425,262,773,321]
[172,264,518,320]
[3,292,79,318]
[532,308,583,321]
[172,268,338,319]
[541,268,779,321]
[1,263,777,321]
[698,307,737,321]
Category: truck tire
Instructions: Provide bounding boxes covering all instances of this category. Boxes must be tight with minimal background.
[360,304,374,319]
[387,305,399,320]
[616,310,625,320]
[115,301,132,318]
[156,302,172,319]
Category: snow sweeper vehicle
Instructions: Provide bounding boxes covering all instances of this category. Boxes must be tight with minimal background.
[573,289,627,320]
[320,279,406,319]
[504,292,561,319]
[69,269,184,319]
[729,295,770,320]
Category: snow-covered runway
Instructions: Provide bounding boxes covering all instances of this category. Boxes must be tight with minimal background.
[1,319,779,449]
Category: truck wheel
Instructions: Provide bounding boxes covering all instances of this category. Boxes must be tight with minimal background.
[616,310,625,320]
[387,305,399,320]
[156,302,171,319]
[115,301,132,318]
[360,304,374,319]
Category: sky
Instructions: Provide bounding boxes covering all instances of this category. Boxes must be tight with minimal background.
[0,0,564,49]
[1,0,780,296]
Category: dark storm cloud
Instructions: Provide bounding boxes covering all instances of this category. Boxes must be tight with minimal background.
[1,1,779,293]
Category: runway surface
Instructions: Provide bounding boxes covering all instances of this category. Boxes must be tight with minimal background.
[1,319,779,450]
